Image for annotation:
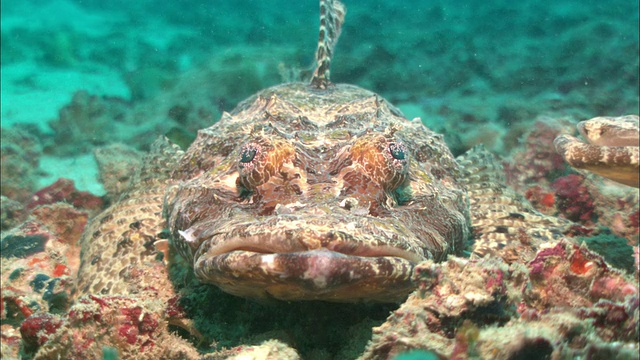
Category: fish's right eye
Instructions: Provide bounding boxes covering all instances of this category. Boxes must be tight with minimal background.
[237,138,295,192]
[389,142,406,160]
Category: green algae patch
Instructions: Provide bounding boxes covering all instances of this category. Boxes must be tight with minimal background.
[579,232,635,273]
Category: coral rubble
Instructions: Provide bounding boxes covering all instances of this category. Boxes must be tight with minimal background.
[1,203,87,358]
[0,201,200,359]
[26,178,104,216]
[361,240,638,359]
[0,126,43,203]
[47,91,131,156]
[1,196,27,232]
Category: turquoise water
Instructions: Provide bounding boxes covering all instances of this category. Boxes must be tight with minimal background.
[2,0,636,191]
[2,0,638,142]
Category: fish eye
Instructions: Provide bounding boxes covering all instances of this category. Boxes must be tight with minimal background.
[347,135,410,192]
[389,142,406,160]
[237,138,296,193]
[240,148,257,163]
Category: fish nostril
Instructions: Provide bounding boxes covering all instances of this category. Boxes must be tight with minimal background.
[240,148,257,163]
[339,197,370,216]
[339,198,354,210]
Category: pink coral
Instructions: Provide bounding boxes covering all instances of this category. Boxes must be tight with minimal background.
[524,185,556,214]
[526,241,637,307]
[19,313,64,350]
[630,211,639,231]
[551,174,595,223]
[38,294,199,358]
[66,295,160,352]
[26,178,103,213]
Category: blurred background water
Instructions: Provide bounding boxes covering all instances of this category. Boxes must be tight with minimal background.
[1,0,638,191]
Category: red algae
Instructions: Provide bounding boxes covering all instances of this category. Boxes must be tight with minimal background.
[19,313,64,349]
[26,178,104,213]
[551,174,595,223]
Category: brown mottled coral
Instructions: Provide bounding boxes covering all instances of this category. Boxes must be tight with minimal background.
[1,196,27,231]
[47,90,130,156]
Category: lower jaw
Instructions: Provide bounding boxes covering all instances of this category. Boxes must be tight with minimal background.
[193,249,417,302]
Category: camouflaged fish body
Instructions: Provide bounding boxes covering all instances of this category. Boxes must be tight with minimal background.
[75,0,571,303]
[75,139,183,299]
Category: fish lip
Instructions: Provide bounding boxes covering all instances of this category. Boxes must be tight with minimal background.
[193,248,417,302]
[197,236,425,264]
[185,219,428,301]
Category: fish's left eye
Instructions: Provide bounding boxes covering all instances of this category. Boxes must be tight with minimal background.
[348,135,409,192]
[389,143,406,160]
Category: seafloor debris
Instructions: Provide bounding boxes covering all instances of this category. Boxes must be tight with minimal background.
[1,196,27,232]
[503,116,574,192]
[1,204,87,314]
[1,203,87,358]
[504,116,639,276]
[203,339,300,360]
[0,201,198,359]
[47,91,130,156]
[22,294,200,359]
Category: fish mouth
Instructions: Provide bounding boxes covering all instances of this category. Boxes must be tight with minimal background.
[191,226,425,302]
[200,235,424,263]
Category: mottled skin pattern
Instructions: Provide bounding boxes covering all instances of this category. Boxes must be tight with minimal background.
[75,139,183,301]
[74,0,571,303]
[458,147,571,263]
[555,115,639,188]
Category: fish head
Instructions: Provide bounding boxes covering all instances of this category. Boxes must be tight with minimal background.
[577,115,639,147]
[166,83,470,302]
